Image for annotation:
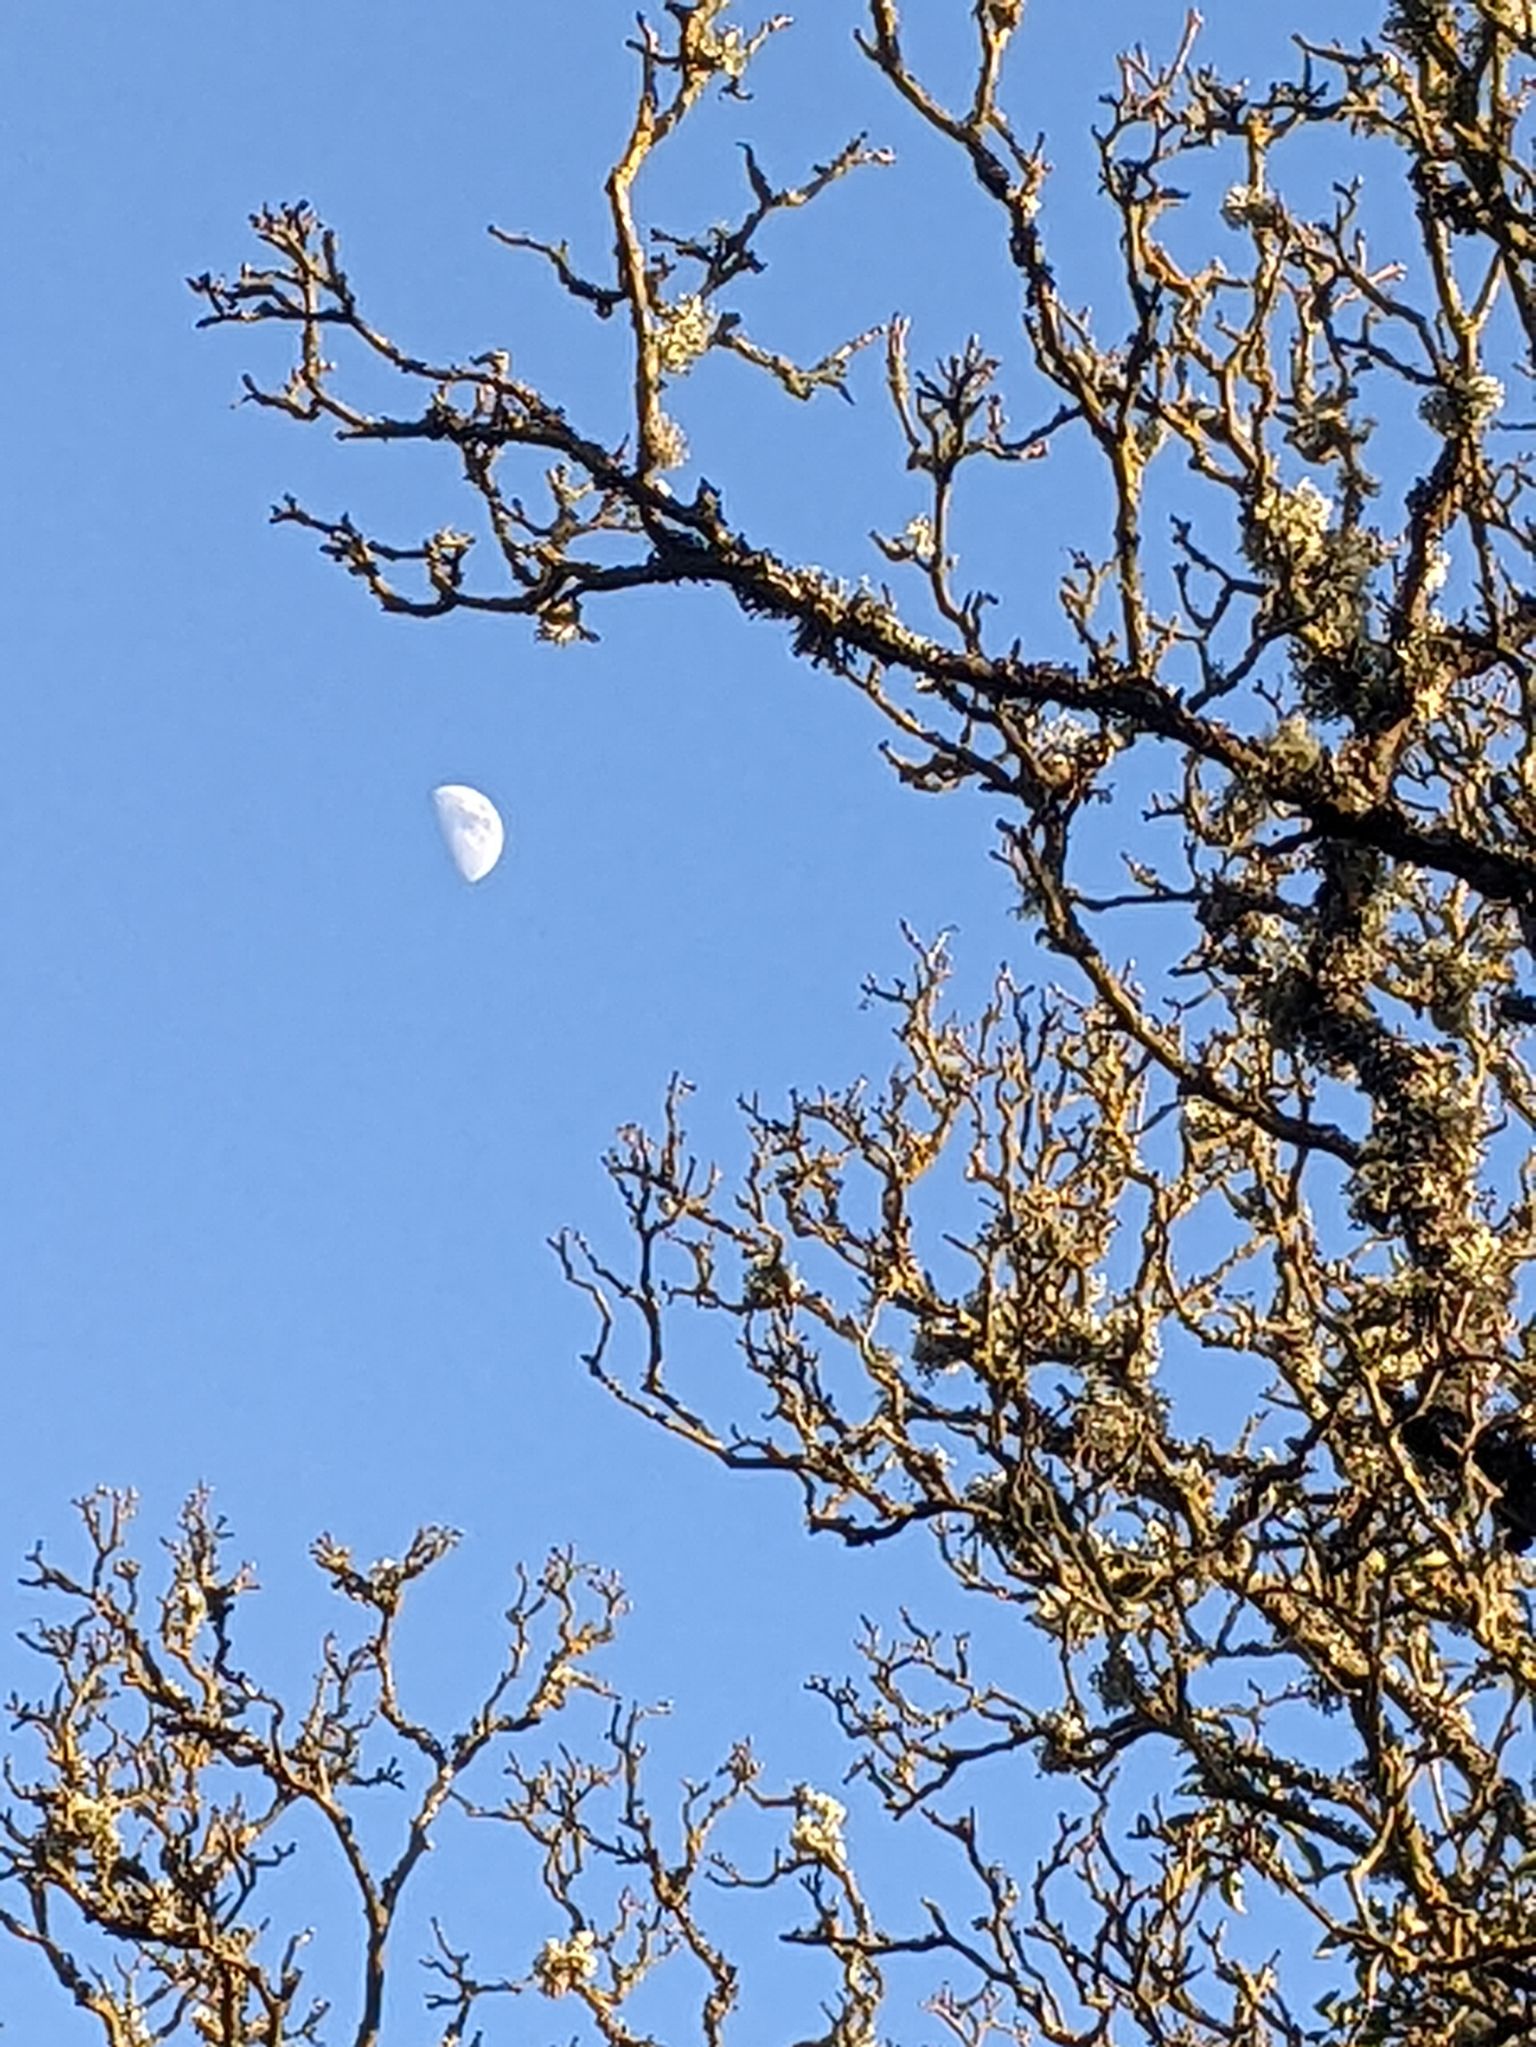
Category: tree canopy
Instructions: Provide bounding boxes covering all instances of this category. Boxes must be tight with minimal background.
[6,3,1536,2043]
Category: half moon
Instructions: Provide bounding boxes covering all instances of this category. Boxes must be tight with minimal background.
[432,784,505,884]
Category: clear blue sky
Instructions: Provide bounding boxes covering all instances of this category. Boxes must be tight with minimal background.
[2,3,1370,2037]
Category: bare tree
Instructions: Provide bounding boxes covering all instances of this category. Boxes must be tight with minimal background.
[7,1,1536,2041]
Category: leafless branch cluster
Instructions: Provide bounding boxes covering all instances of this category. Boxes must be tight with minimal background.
[11,0,1536,2042]
[0,1491,953,2047]
[0,1490,632,2043]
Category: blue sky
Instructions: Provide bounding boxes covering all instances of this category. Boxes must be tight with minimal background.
[3,3,1375,2037]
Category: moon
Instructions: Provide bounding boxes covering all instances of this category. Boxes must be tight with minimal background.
[432,784,505,884]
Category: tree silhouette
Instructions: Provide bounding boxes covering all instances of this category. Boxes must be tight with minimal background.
[7,2,1536,2042]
